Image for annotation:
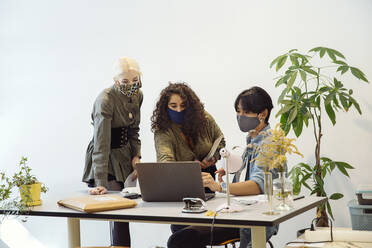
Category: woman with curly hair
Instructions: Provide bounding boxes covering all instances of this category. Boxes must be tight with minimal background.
[151,82,225,179]
[151,82,239,248]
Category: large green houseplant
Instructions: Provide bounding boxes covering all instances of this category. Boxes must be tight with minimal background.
[270,47,369,226]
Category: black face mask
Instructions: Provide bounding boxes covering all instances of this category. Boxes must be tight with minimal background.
[236,115,260,132]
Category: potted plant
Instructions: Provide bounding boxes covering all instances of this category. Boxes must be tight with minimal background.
[11,156,48,206]
[0,169,27,222]
[270,47,369,226]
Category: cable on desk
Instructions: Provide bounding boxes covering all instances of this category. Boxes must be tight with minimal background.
[209,207,228,248]
[285,217,333,246]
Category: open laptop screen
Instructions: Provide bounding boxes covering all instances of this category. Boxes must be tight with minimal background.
[136,161,214,202]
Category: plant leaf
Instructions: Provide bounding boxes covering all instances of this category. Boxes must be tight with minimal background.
[326,49,337,61]
[335,161,354,169]
[339,94,349,111]
[329,48,346,59]
[287,71,298,89]
[325,102,336,125]
[330,193,344,200]
[309,47,322,53]
[276,55,288,71]
[349,96,362,114]
[350,67,369,82]
[336,162,350,177]
[320,48,326,58]
[302,66,318,76]
[326,201,334,220]
[288,107,298,124]
[276,104,294,117]
[293,113,303,137]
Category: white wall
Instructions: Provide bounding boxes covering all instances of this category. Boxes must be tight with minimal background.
[1,0,371,247]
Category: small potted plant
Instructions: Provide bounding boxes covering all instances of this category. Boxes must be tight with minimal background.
[11,156,48,206]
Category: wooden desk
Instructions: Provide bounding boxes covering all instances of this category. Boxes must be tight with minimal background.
[1,193,326,248]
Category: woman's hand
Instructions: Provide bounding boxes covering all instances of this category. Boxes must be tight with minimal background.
[200,157,216,169]
[202,172,221,192]
[88,186,107,195]
[215,168,226,182]
[131,156,140,181]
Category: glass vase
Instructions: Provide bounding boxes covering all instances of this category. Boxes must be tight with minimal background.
[263,171,278,215]
[273,171,294,211]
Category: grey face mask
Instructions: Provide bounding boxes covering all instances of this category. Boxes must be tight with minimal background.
[236,115,260,132]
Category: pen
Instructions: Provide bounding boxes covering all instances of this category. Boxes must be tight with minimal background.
[294,195,305,201]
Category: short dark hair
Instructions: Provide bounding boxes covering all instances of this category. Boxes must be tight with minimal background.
[234,86,273,124]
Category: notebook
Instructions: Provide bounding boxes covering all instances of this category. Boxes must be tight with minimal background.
[57,194,137,213]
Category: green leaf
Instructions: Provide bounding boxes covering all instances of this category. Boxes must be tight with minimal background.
[270,55,282,68]
[337,65,349,75]
[280,112,291,135]
[336,162,350,177]
[276,104,294,117]
[309,47,322,53]
[330,193,344,200]
[293,113,303,137]
[287,71,298,89]
[277,88,289,104]
[350,67,369,82]
[288,107,298,124]
[290,55,299,66]
[299,70,307,82]
[326,49,337,61]
[319,48,326,58]
[299,162,312,172]
[326,201,334,220]
[325,102,336,125]
[333,78,343,88]
[329,48,346,59]
[339,94,349,111]
[325,91,335,105]
[333,60,347,65]
[302,66,318,76]
[349,96,362,114]
[276,55,288,71]
[335,161,354,169]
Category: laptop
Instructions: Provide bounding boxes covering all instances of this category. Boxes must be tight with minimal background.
[136,161,215,202]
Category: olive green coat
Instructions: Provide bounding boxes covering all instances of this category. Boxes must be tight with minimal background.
[154,112,225,163]
[82,85,142,188]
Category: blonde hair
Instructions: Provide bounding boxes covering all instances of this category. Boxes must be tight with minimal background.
[112,57,141,80]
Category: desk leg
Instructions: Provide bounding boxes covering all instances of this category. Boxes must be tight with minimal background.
[67,218,81,248]
[251,226,266,248]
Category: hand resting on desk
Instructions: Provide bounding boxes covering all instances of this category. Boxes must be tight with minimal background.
[89,186,107,195]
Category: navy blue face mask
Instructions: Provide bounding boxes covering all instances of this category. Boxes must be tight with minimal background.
[168,108,185,125]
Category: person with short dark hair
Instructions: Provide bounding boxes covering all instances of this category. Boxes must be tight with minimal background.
[202,86,279,248]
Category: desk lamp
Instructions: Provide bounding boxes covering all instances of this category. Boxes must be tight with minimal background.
[217,147,243,212]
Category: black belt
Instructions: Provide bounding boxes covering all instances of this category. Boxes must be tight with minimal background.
[111,126,131,149]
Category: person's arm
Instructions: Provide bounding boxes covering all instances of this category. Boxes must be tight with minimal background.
[154,131,176,162]
[92,96,114,189]
[202,172,261,195]
[129,91,143,159]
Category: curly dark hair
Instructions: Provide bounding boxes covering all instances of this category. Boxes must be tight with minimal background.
[151,82,207,143]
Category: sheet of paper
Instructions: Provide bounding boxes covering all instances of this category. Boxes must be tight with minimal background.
[124,171,137,188]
